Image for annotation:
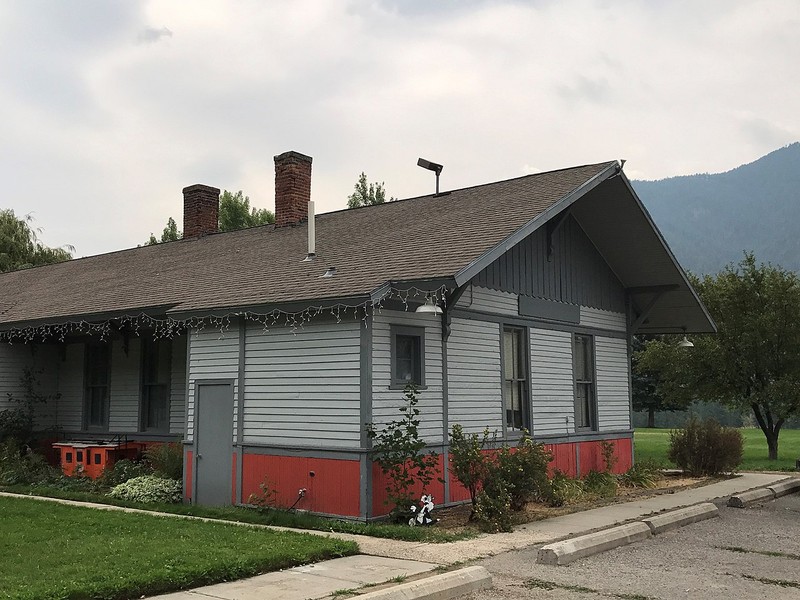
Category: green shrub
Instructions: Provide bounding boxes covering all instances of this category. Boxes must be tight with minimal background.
[109,475,183,504]
[0,440,57,485]
[549,470,584,506]
[583,470,617,498]
[143,442,184,480]
[100,459,152,487]
[495,435,553,510]
[448,425,493,515]
[668,417,743,476]
[474,476,512,533]
[619,459,664,489]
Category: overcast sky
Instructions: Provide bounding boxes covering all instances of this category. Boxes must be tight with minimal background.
[2,0,798,258]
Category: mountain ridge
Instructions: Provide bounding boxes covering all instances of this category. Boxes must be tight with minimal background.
[631,142,800,275]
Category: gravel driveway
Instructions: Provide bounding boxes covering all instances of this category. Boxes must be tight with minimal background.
[462,493,800,600]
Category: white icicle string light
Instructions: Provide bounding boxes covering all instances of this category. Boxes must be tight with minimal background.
[0,284,450,345]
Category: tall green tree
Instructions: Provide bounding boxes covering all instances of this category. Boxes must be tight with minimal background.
[0,209,73,273]
[637,253,800,460]
[347,172,392,208]
[631,335,687,427]
[146,190,274,245]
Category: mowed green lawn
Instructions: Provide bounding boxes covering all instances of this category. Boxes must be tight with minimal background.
[635,427,800,472]
[0,496,357,600]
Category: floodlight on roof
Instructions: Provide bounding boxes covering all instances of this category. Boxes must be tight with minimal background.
[417,158,444,195]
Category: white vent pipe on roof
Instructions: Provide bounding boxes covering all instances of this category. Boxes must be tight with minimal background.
[303,200,316,261]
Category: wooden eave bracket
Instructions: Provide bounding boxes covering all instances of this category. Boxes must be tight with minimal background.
[629,284,680,333]
[546,210,570,262]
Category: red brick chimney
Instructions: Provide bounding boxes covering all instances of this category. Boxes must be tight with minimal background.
[183,184,220,238]
[274,151,312,227]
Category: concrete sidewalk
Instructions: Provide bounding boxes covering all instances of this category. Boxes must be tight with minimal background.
[4,473,794,599]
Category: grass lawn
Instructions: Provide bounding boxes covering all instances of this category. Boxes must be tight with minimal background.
[0,495,357,600]
[0,485,470,543]
[635,427,800,472]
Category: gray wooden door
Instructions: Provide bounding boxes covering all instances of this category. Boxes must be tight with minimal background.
[194,383,234,506]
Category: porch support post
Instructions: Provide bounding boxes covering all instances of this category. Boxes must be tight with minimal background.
[235,316,246,504]
[359,307,373,520]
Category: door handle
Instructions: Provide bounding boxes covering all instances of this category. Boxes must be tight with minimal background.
[197,454,203,459]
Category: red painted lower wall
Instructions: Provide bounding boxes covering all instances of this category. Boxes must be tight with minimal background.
[184,450,193,501]
[186,437,633,518]
[241,453,361,517]
[371,454,447,517]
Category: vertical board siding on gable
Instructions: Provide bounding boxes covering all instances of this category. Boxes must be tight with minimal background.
[58,343,84,431]
[580,307,627,332]
[446,317,502,435]
[109,338,140,431]
[187,325,240,444]
[530,328,575,436]
[455,286,518,316]
[475,215,625,312]
[372,311,444,443]
[244,321,361,448]
[170,336,187,436]
[595,337,631,430]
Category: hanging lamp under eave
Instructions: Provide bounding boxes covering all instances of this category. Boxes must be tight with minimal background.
[416,297,443,315]
[678,327,694,348]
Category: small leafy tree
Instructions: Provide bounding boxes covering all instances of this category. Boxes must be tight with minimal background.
[347,172,393,208]
[365,384,441,519]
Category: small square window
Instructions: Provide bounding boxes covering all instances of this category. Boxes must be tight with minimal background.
[391,326,425,387]
[76,451,83,463]
[66,452,73,464]
[94,453,101,465]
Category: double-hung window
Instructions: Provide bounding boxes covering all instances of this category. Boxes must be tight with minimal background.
[573,334,597,430]
[141,338,172,432]
[502,326,529,433]
[84,344,110,430]
[391,326,425,388]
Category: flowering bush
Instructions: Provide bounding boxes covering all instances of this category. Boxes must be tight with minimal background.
[108,475,182,504]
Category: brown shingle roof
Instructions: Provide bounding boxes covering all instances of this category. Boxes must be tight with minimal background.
[0,162,615,328]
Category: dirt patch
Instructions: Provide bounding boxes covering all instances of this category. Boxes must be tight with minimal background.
[431,473,717,533]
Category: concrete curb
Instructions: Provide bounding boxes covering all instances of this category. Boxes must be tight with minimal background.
[352,566,492,600]
[727,487,775,508]
[537,522,652,566]
[768,478,800,498]
[642,503,719,535]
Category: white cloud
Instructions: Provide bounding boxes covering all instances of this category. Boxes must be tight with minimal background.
[0,0,798,256]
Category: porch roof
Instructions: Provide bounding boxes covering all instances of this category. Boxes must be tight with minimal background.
[0,161,714,334]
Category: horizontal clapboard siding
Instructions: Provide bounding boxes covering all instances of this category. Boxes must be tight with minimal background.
[0,344,32,412]
[530,328,575,436]
[244,321,361,448]
[372,311,444,443]
[170,336,187,436]
[447,318,502,434]
[109,338,140,432]
[187,325,240,444]
[58,343,84,431]
[0,344,61,430]
[456,285,518,316]
[595,336,631,430]
[580,307,627,332]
